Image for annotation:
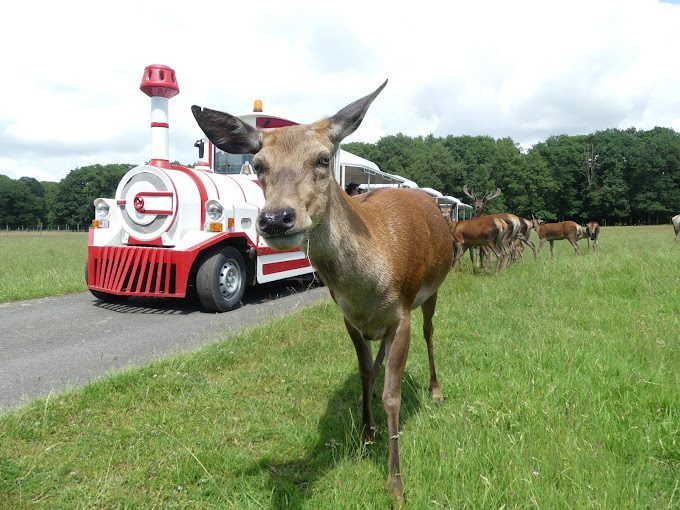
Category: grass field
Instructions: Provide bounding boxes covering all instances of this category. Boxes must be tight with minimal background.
[0,232,88,303]
[0,226,678,508]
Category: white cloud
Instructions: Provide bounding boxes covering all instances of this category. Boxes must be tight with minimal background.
[1,0,679,181]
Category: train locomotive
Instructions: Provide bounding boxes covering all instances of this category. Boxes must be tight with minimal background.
[86,64,414,312]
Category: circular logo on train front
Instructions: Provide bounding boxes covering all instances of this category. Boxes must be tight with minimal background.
[115,165,177,241]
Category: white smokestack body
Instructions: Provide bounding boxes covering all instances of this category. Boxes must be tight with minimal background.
[150,96,170,162]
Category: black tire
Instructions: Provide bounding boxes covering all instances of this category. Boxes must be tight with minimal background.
[84,262,126,302]
[195,246,246,312]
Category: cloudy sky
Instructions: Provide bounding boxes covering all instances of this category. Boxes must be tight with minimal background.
[2,0,680,182]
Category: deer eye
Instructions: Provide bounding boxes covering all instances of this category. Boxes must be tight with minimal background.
[252,160,265,175]
[316,153,331,168]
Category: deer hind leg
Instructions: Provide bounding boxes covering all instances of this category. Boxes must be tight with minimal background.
[514,239,524,261]
[524,238,537,259]
[469,247,478,272]
[345,318,377,441]
[421,293,442,401]
[480,246,492,273]
[382,312,411,503]
[452,244,464,269]
[549,240,555,258]
[490,241,504,273]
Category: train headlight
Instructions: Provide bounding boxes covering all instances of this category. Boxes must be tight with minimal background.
[94,199,110,220]
[206,200,224,221]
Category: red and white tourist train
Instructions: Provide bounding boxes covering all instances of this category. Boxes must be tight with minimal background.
[86,64,420,311]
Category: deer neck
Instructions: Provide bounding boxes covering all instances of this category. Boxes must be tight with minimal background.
[305,183,373,290]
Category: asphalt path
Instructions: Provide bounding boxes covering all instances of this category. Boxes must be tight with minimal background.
[0,280,329,411]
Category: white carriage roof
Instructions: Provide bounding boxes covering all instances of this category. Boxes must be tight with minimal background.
[416,188,473,208]
[338,149,419,188]
[420,187,443,198]
[338,149,380,172]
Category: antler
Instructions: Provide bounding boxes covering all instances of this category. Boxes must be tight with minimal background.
[484,188,502,202]
[462,184,476,200]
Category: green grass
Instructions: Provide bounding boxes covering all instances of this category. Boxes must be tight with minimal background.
[0,226,679,508]
[0,232,88,303]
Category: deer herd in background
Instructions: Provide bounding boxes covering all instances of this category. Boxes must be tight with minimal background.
[448,185,602,273]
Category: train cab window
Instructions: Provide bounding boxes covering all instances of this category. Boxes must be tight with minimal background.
[214,150,254,174]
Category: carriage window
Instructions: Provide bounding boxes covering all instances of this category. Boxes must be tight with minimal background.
[214,149,253,174]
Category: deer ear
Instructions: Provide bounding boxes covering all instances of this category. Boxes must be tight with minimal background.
[192,106,262,154]
[328,80,388,145]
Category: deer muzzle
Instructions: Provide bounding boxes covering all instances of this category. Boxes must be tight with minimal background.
[257,208,304,250]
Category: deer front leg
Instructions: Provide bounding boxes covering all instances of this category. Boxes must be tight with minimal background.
[480,246,491,273]
[549,240,555,258]
[569,238,580,255]
[538,238,546,256]
[345,318,376,442]
[382,311,411,503]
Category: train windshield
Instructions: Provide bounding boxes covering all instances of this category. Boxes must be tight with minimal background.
[214,151,253,174]
[212,116,297,174]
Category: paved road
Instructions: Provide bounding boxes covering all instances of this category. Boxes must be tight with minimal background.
[0,280,329,411]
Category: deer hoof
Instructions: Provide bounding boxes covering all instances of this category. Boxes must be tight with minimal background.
[386,474,404,505]
[363,424,377,443]
[430,385,443,403]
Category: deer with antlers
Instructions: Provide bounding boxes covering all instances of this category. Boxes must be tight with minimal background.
[463,184,502,217]
[462,185,524,263]
[192,82,453,503]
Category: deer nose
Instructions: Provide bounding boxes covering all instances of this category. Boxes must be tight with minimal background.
[258,208,296,235]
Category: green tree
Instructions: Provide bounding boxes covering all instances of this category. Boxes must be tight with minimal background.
[0,175,44,228]
[51,164,134,227]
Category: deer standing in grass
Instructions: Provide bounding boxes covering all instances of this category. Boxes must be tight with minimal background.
[672,214,680,241]
[462,186,524,263]
[449,216,507,273]
[533,217,588,258]
[192,82,453,504]
[586,221,600,251]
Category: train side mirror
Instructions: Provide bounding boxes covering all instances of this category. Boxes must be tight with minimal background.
[194,139,205,159]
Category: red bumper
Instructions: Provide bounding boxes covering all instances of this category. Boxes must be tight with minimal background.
[87,246,194,298]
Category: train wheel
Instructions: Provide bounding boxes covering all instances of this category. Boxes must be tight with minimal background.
[196,246,246,312]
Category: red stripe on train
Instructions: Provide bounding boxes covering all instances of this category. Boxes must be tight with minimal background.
[262,258,311,275]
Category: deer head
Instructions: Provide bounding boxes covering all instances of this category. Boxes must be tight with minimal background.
[531,215,545,229]
[463,185,502,216]
[192,81,387,250]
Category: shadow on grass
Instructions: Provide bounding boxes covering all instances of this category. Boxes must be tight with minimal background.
[239,370,423,509]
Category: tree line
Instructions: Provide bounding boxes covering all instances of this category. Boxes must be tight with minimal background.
[1,126,679,229]
[0,164,134,229]
[344,126,680,224]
